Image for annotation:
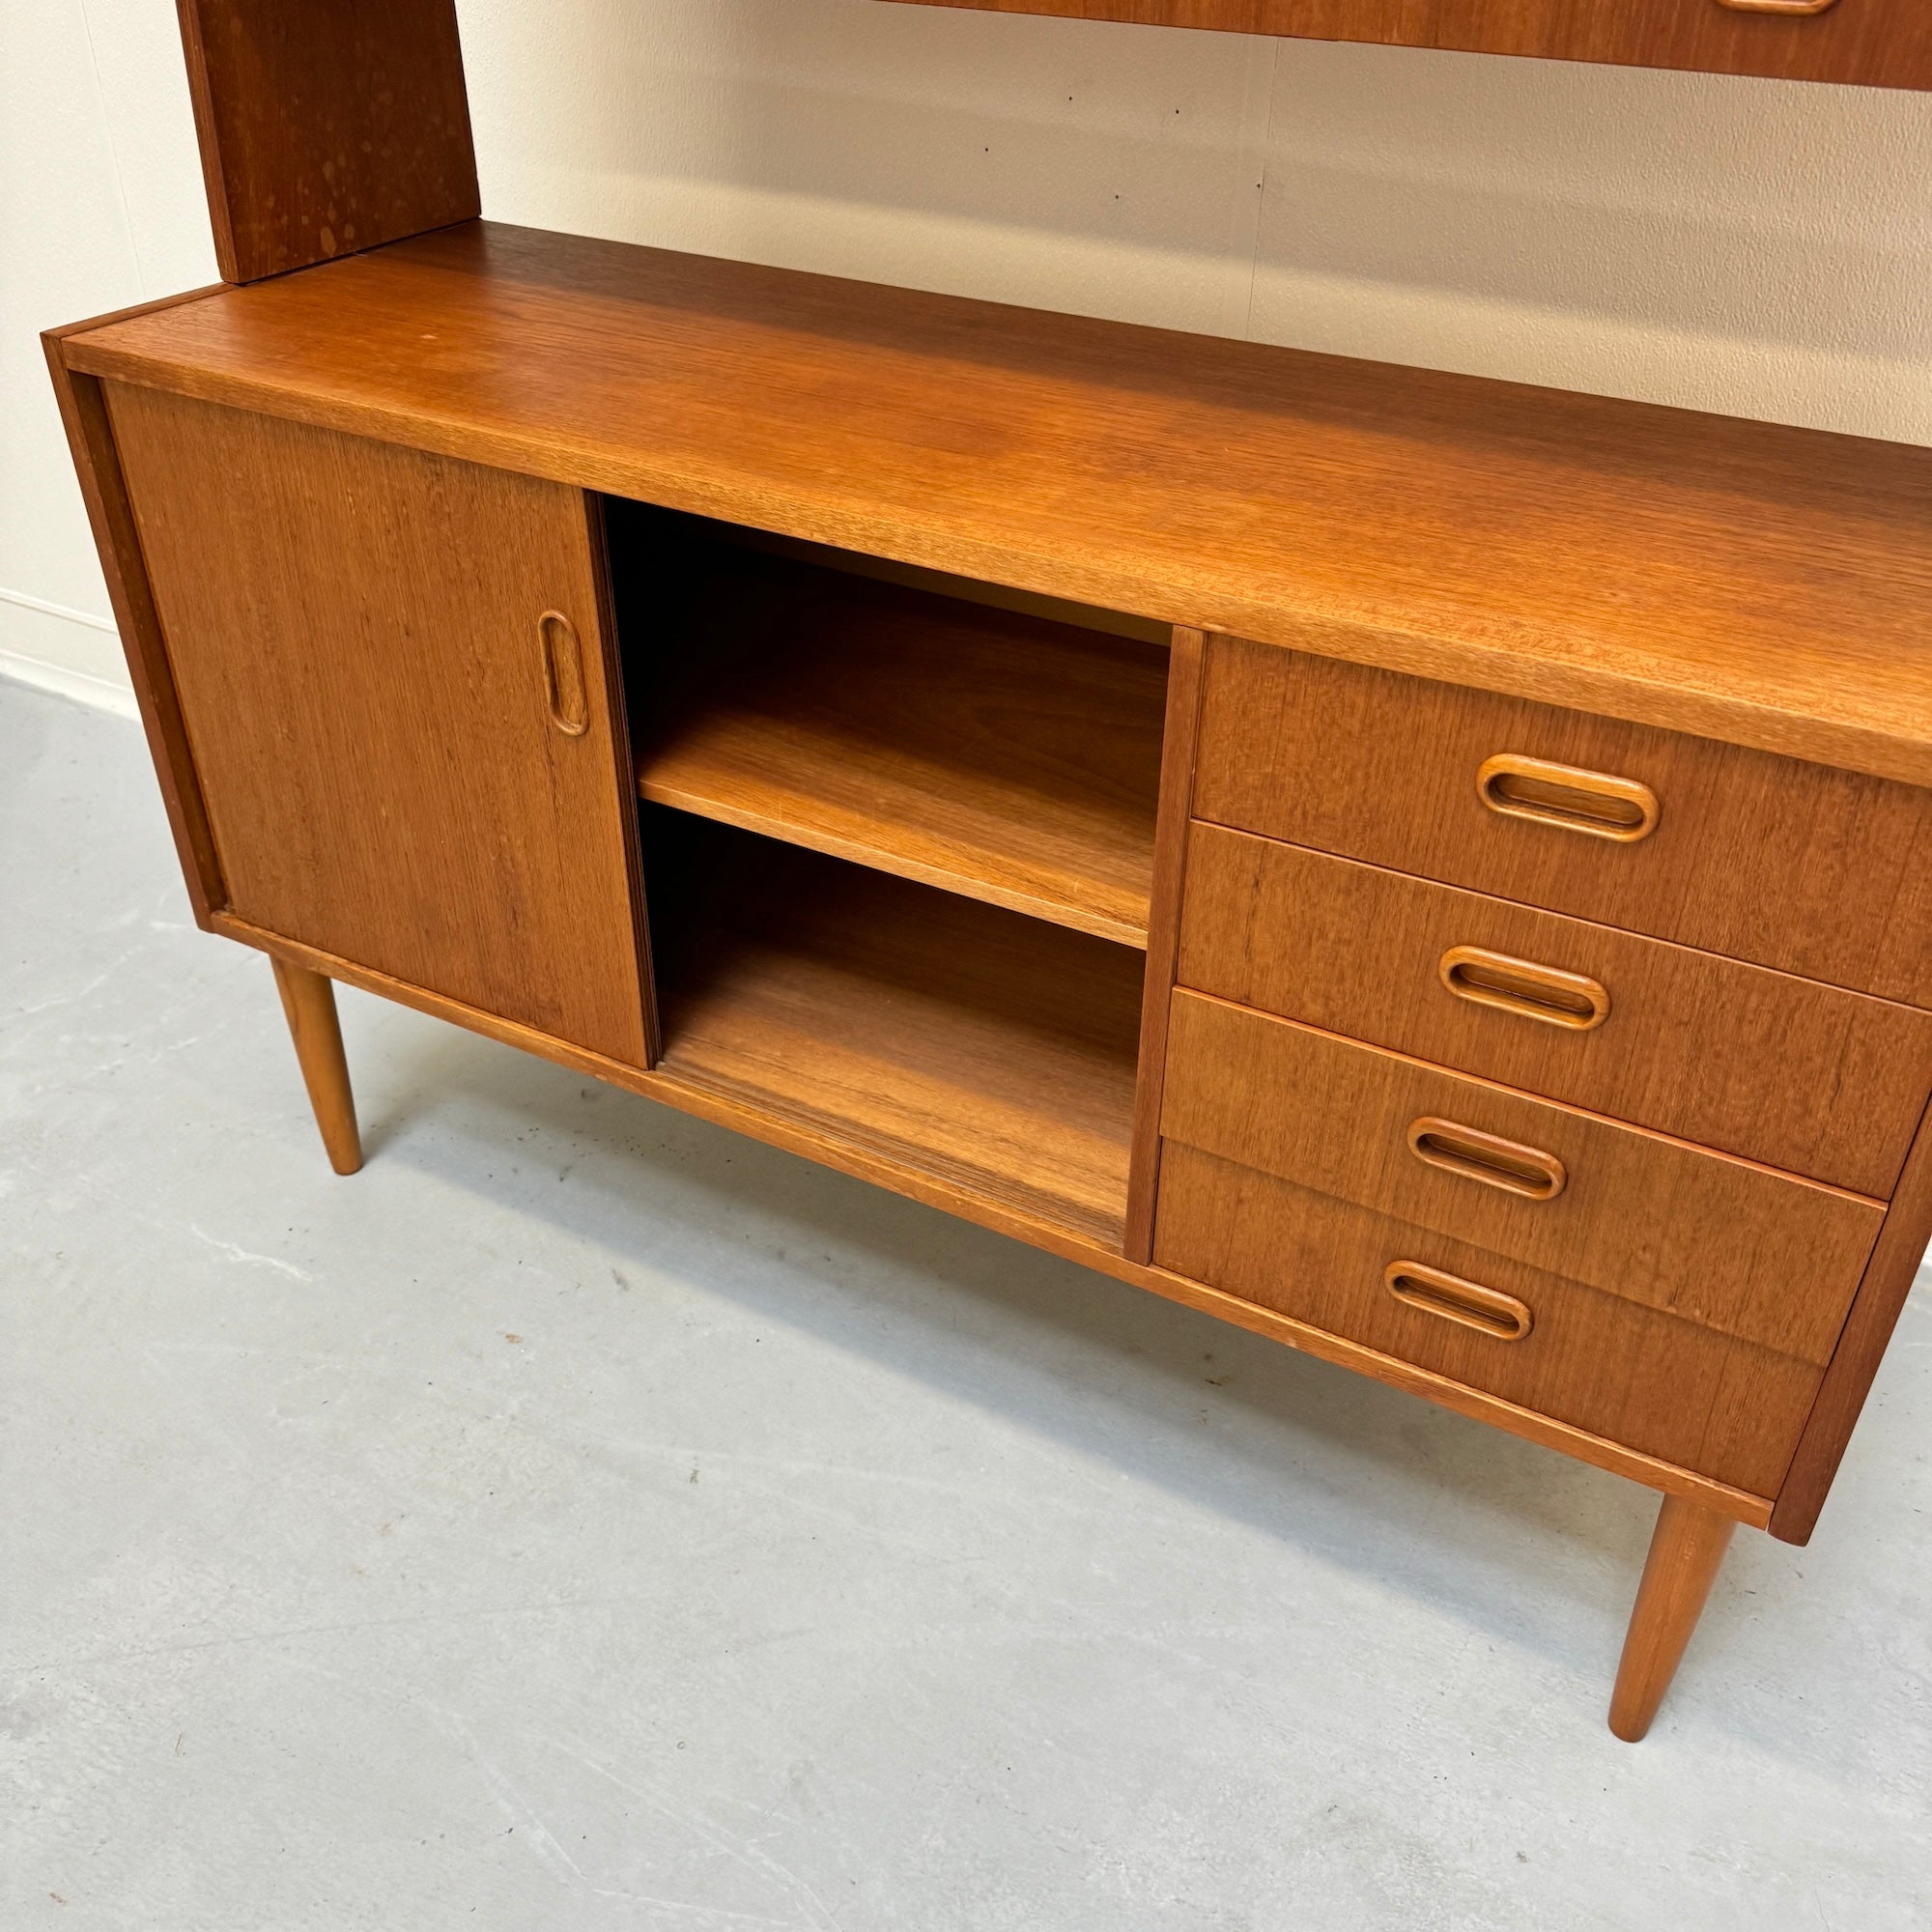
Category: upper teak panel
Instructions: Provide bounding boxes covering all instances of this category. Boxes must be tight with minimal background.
[884,0,1930,90]
[176,0,479,282]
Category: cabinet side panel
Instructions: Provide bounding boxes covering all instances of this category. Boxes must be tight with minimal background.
[42,336,226,923]
[1772,1094,1932,1544]
[585,495,662,1066]
[105,384,651,1067]
[176,0,479,283]
[1124,626,1206,1262]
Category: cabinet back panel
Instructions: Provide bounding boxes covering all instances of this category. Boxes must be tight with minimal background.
[107,384,651,1066]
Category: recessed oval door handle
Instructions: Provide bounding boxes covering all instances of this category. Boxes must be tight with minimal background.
[1384,1261,1534,1342]
[539,611,590,738]
[1406,1117,1568,1202]
[1439,946,1611,1032]
[1476,753,1661,843]
[1718,0,1837,14]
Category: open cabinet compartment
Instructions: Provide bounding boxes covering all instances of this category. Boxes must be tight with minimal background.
[639,811,1146,1247]
[604,500,1172,948]
[599,499,1171,1250]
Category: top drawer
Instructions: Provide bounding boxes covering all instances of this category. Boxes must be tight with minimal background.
[1192,640,1932,1007]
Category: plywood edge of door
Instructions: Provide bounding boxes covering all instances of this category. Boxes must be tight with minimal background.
[586,494,662,1065]
[40,338,228,924]
[1125,625,1207,1260]
[1772,1092,1932,1544]
[210,910,1773,1530]
[56,325,1932,795]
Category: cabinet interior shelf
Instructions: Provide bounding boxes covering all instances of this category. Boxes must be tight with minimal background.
[619,519,1169,949]
[645,816,1145,1248]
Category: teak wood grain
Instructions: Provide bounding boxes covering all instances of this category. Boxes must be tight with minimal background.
[58,221,1932,788]
[105,385,653,1066]
[1151,1141,1821,1495]
[648,822,1143,1247]
[1194,642,1932,1003]
[1178,824,1932,1197]
[1160,992,1882,1363]
[1125,626,1208,1262]
[175,0,479,283]
[622,526,1167,946]
[884,0,1932,89]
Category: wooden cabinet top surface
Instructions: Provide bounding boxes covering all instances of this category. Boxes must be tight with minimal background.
[67,219,1932,785]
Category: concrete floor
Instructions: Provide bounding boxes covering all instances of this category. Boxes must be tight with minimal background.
[3,676,1929,1931]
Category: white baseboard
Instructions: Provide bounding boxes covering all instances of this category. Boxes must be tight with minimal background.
[0,647,142,721]
[0,587,140,720]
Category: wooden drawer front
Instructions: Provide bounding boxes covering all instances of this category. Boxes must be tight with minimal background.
[1151,1144,1820,1498]
[1191,641,1932,1007]
[1178,824,1932,1198]
[1160,992,1882,1364]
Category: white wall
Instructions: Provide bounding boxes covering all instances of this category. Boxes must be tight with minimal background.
[2,0,217,710]
[6,0,1929,706]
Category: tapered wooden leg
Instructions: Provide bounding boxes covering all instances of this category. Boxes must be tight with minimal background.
[270,956,363,1176]
[1608,1493,1737,1742]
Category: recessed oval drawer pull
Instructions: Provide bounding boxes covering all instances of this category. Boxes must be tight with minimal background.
[1718,0,1836,14]
[1476,753,1661,843]
[539,610,590,737]
[1384,1261,1534,1342]
[1438,945,1611,1032]
[1406,1116,1568,1201]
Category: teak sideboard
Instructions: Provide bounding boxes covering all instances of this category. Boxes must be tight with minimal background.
[45,2,1932,1744]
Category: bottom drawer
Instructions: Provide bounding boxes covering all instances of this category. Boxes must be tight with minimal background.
[1152,1142,1822,1496]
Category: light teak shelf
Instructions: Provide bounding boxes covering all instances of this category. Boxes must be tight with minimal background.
[647,823,1144,1248]
[626,539,1168,948]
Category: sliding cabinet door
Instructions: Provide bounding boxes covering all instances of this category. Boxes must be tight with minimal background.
[107,384,652,1065]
